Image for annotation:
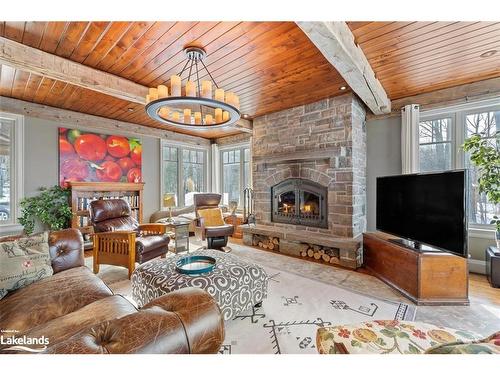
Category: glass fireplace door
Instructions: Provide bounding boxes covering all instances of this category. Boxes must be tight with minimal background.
[277,190,296,218]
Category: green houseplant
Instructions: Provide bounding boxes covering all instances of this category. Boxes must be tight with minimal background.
[462,131,500,247]
[18,186,73,235]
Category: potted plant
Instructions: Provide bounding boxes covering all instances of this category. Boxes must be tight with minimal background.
[18,186,73,235]
[462,131,500,248]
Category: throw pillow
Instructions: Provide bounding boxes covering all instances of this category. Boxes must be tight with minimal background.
[198,208,225,226]
[0,231,53,300]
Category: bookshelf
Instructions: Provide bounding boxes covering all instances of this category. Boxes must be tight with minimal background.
[68,182,144,249]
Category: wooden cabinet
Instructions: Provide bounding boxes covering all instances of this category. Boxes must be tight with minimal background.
[68,182,144,249]
[363,232,469,305]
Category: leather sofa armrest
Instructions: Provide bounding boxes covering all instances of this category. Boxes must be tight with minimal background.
[48,229,84,274]
[45,288,224,354]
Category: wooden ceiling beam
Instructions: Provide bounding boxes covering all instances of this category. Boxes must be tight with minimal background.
[0,95,210,146]
[297,21,391,115]
[0,36,147,104]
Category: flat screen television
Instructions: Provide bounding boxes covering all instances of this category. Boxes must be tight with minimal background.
[376,170,468,257]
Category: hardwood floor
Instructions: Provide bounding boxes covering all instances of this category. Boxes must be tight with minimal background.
[469,273,500,305]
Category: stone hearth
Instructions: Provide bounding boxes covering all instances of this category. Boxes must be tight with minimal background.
[243,93,367,269]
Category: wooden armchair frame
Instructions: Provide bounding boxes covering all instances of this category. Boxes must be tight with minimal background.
[93,223,167,279]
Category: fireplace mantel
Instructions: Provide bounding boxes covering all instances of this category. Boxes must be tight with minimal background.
[253,148,337,165]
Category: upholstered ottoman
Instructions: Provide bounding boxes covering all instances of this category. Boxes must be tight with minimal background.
[131,249,268,320]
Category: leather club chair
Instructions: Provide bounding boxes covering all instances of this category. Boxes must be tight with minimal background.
[193,193,234,250]
[89,199,170,278]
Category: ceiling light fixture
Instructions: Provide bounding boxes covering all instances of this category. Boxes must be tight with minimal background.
[480,50,497,58]
[145,46,240,130]
[340,86,347,90]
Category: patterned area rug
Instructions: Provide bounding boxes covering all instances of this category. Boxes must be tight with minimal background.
[221,265,416,354]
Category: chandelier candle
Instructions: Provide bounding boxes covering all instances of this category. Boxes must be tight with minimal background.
[205,114,213,125]
[149,88,158,101]
[186,81,196,97]
[183,109,192,124]
[215,108,223,123]
[215,88,225,102]
[171,75,181,96]
[157,85,168,98]
[172,112,180,122]
[201,80,212,99]
[194,111,202,124]
[223,111,230,122]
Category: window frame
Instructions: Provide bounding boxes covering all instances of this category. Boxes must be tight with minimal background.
[0,112,24,234]
[160,140,210,208]
[417,98,500,235]
[219,142,251,209]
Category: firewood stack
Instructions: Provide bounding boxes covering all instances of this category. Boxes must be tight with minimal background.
[252,234,280,251]
[300,244,340,265]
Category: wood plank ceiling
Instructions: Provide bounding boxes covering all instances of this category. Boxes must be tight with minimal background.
[347,21,500,99]
[0,22,499,139]
[0,21,349,138]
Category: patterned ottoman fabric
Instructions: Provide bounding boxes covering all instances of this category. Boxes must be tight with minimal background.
[131,249,268,320]
[317,320,481,354]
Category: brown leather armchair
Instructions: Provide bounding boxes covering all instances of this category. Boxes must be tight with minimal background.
[89,199,169,278]
[193,193,234,250]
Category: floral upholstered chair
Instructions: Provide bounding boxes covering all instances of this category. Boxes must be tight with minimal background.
[316,320,499,354]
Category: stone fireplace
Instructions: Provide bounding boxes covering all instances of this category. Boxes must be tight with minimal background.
[252,92,366,237]
[242,93,367,269]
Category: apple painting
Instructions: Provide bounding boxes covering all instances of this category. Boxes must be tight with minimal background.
[59,128,142,187]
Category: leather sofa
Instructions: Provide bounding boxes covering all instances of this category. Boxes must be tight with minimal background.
[0,229,224,354]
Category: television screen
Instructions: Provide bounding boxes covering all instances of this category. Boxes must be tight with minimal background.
[376,170,467,257]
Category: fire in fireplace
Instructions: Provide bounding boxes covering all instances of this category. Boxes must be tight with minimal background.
[271,178,328,228]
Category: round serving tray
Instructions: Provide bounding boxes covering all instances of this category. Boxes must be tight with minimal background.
[175,255,216,275]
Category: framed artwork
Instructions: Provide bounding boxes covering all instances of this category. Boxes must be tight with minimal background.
[59,128,142,187]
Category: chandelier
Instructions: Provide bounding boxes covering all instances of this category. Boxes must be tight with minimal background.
[145,46,240,129]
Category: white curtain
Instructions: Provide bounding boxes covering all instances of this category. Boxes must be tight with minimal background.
[401,104,420,174]
[211,143,220,193]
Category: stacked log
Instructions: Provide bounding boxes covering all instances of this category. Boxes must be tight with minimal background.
[299,244,340,264]
[252,234,280,251]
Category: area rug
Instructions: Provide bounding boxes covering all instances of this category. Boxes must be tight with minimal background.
[90,257,416,354]
[221,265,416,354]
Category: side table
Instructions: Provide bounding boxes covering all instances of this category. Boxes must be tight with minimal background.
[164,220,190,253]
[486,246,500,288]
[224,214,244,239]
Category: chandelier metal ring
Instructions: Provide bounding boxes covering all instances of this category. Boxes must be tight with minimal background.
[145,97,240,130]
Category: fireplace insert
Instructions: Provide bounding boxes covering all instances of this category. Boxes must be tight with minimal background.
[271,178,328,228]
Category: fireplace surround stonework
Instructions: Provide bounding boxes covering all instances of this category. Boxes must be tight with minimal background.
[253,93,366,237]
[242,93,366,269]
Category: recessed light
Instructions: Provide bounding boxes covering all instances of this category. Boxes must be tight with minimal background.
[242,114,249,118]
[480,50,497,58]
[127,107,135,112]
[340,86,347,91]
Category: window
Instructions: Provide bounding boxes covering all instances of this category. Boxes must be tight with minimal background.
[418,118,452,172]
[0,112,23,231]
[417,100,500,229]
[464,110,500,226]
[220,146,251,207]
[161,143,207,207]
